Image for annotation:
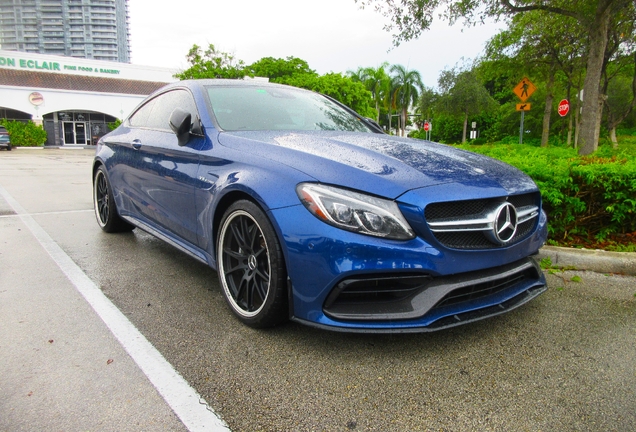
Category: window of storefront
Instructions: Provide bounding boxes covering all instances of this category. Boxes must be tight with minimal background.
[43,111,117,146]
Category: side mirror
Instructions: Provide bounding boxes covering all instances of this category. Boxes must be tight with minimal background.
[169,108,192,147]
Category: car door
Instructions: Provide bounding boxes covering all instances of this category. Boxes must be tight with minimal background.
[124,89,202,245]
[102,97,156,219]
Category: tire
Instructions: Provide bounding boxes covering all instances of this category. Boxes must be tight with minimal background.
[217,200,288,328]
[93,165,134,233]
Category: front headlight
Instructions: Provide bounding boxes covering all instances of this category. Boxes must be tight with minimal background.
[296,183,415,240]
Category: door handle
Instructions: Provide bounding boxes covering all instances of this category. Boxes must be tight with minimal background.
[132,139,142,150]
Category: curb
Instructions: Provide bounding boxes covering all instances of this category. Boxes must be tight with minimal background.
[538,246,636,276]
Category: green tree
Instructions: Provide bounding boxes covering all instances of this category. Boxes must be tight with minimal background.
[600,11,636,146]
[390,64,424,136]
[485,12,587,147]
[175,44,246,80]
[175,46,374,118]
[604,54,636,145]
[437,67,498,143]
[417,86,438,123]
[282,73,375,118]
[247,56,316,81]
[356,0,635,154]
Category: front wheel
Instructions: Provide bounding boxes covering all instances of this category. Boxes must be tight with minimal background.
[217,200,288,328]
[93,165,134,233]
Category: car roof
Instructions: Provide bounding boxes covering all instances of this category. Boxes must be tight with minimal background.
[162,79,304,94]
[189,78,288,87]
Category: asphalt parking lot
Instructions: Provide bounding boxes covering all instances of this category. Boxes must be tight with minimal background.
[1,149,635,432]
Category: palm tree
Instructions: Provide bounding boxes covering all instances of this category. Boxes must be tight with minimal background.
[362,63,391,124]
[390,65,424,136]
[349,63,391,124]
[348,67,368,84]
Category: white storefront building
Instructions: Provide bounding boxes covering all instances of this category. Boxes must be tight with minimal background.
[0,50,177,146]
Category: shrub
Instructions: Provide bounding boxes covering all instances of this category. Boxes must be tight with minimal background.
[0,119,47,147]
[408,129,427,140]
[107,119,122,131]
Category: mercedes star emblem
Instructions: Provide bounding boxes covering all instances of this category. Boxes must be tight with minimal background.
[493,202,518,244]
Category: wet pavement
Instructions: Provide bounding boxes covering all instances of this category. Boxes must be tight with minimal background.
[1,149,635,431]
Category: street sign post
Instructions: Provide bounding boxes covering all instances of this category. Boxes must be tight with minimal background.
[558,99,570,117]
[514,77,536,144]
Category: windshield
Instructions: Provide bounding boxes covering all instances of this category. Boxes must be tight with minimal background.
[207,86,372,133]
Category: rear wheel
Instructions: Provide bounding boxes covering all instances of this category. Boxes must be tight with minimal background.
[217,200,287,328]
[93,165,134,233]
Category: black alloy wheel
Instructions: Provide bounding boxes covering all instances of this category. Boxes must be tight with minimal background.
[217,200,287,328]
[93,165,134,233]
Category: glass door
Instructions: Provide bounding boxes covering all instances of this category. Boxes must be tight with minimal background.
[63,122,75,144]
[62,121,87,145]
[74,122,86,144]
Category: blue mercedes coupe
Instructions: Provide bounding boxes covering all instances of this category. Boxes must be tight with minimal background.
[93,79,548,332]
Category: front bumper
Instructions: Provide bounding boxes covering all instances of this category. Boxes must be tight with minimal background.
[314,257,546,332]
[271,204,548,332]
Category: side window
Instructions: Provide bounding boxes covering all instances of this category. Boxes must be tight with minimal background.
[128,98,156,128]
[146,89,198,131]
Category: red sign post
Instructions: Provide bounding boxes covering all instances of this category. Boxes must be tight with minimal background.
[558,99,570,117]
[422,121,432,140]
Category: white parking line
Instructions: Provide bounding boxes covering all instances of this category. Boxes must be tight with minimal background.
[0,209,94,218]
[0,185,230,432]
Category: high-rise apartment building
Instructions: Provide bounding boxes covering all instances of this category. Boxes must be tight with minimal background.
[0,0,130,63]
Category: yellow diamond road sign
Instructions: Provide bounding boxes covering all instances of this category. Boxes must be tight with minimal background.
[514,77,536,102]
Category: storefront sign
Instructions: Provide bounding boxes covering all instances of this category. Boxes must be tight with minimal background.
[0,55,120,75]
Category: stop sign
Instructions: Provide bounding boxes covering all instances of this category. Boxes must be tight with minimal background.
[423,122,430,131]
[558,99,570,117]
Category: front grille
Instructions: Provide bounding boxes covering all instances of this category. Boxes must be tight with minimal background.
[426,199,487,220]
[425,192,540,250]
[434,231,499,249]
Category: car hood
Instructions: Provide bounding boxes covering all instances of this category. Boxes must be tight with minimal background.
[217,131,538,199]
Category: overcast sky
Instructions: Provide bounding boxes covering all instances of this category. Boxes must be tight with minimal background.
[128,0,503,87]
